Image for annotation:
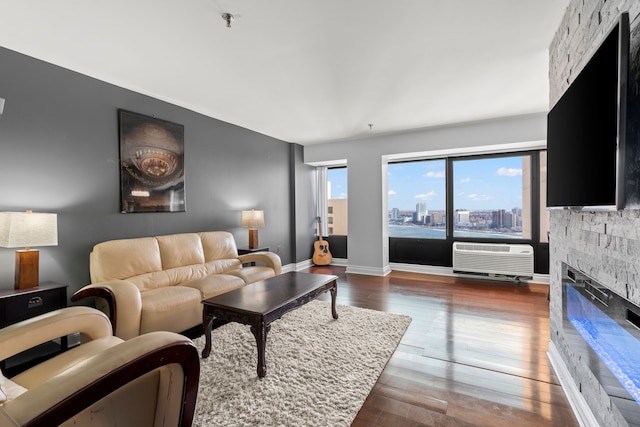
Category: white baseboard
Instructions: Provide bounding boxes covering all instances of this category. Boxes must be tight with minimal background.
[295,259,550,283]
[390,263,454,277]
[346,264,391,276]
[390,262,549,284]
[547,341,600,427]
[282,262,304,272]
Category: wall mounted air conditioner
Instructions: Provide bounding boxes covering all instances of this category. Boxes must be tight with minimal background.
[452,242,534,280]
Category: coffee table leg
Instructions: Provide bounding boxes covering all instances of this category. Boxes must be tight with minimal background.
[250,321,271,378]
[330,283,338,319]
[202,312,214,358]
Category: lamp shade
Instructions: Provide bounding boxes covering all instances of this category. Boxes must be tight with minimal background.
[241,210,265,228]
[0,211,58,248]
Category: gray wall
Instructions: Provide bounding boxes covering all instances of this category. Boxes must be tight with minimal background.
[549,2,640,427]
[0,46,300,296]
[304,114,547,275]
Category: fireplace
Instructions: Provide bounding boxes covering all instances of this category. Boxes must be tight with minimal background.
[562,263,640,426]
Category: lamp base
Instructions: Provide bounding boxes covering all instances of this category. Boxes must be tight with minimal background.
[15,249,39,289]
[248,229,259,250]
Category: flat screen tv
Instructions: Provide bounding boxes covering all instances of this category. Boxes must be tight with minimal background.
[547,12,629,211]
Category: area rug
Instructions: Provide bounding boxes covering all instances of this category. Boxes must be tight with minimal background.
[192,300,411,426]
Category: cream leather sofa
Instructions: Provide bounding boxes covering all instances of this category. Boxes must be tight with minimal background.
[72,231,281,340]
[0,306,199,427]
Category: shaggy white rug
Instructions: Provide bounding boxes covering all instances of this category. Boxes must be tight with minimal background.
[192,300,411,427]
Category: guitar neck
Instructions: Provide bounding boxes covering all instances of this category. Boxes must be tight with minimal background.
[316,217,325,241]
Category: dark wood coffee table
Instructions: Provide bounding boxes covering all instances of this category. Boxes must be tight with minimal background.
[201,271,338,378]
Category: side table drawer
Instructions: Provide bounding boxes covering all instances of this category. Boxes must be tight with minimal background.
[0,282,68,376]
[3,289,65,325]
[0,283,68,328]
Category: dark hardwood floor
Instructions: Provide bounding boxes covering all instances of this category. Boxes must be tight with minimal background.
[305,265,579,427]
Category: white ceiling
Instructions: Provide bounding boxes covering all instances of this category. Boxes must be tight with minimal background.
[0,0,568,145]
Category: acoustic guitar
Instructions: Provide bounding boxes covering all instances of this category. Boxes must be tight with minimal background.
[312,216,332,266]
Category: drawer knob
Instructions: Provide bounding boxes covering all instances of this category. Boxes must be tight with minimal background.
[28,296,43,308]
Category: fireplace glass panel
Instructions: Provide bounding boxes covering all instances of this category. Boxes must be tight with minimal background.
[562,263,640,426]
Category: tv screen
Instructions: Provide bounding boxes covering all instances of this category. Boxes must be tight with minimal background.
[547,13,629,210]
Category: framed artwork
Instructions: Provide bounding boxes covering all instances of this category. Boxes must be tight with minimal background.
[118,109,185,213]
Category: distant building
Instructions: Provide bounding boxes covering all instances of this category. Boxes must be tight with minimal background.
[430,211,445,226]
[328,199,348,235]
[504,211,513,228]
[455,210,470,225]
[492,209,505,228]
[414,202,427,224]
[511,207,522,227]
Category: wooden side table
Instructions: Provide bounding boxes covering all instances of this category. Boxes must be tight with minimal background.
[0,282,68,374]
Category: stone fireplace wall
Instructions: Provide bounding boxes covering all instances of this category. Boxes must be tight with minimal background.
[549,1,640,426]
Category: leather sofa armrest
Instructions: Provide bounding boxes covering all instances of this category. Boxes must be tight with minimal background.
[238,251,282,275]
[71,280,143,340]
[0,307,111,362]
[0,332,200,427]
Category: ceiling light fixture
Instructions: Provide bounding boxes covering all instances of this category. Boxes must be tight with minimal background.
[222,13,234,28]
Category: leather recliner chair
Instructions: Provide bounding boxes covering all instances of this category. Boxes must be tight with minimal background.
[0,306,200,427]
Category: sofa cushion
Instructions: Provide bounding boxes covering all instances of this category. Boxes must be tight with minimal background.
[226,266,276,284]
[199,231,239,261]
[127,270,172,292]
[90,237,162,283]
[139,287,202,335]
[164,264,210,287]
[204,259,243,275]
[156,233,205,270]
[180,274,245,299]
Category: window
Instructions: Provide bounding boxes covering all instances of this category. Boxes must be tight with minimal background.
[388,150,548,271]
[387,159,447,239]
[327,167,347,236]
[453,155,529,239]
[388,152,546,241]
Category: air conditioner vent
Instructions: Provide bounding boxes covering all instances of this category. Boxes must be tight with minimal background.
[452,242,534,279]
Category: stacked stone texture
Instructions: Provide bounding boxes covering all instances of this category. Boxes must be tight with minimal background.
[549,2,640,426]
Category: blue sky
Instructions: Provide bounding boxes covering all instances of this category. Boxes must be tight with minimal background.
[387,157,524,211]
[328,157,524,212]
[327,168,348,199]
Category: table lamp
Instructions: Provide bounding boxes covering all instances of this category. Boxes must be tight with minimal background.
[0,210,58,289]
[241,210,264,249]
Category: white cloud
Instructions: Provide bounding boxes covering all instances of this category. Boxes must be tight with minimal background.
[496,167,522,177]
[388,190,397,196]
[467,193,492,201]
[424,171,445,178]
[460,177,471,183]
[415,191,437,200]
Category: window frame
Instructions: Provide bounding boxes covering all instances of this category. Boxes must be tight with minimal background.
[388,150,548,273]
